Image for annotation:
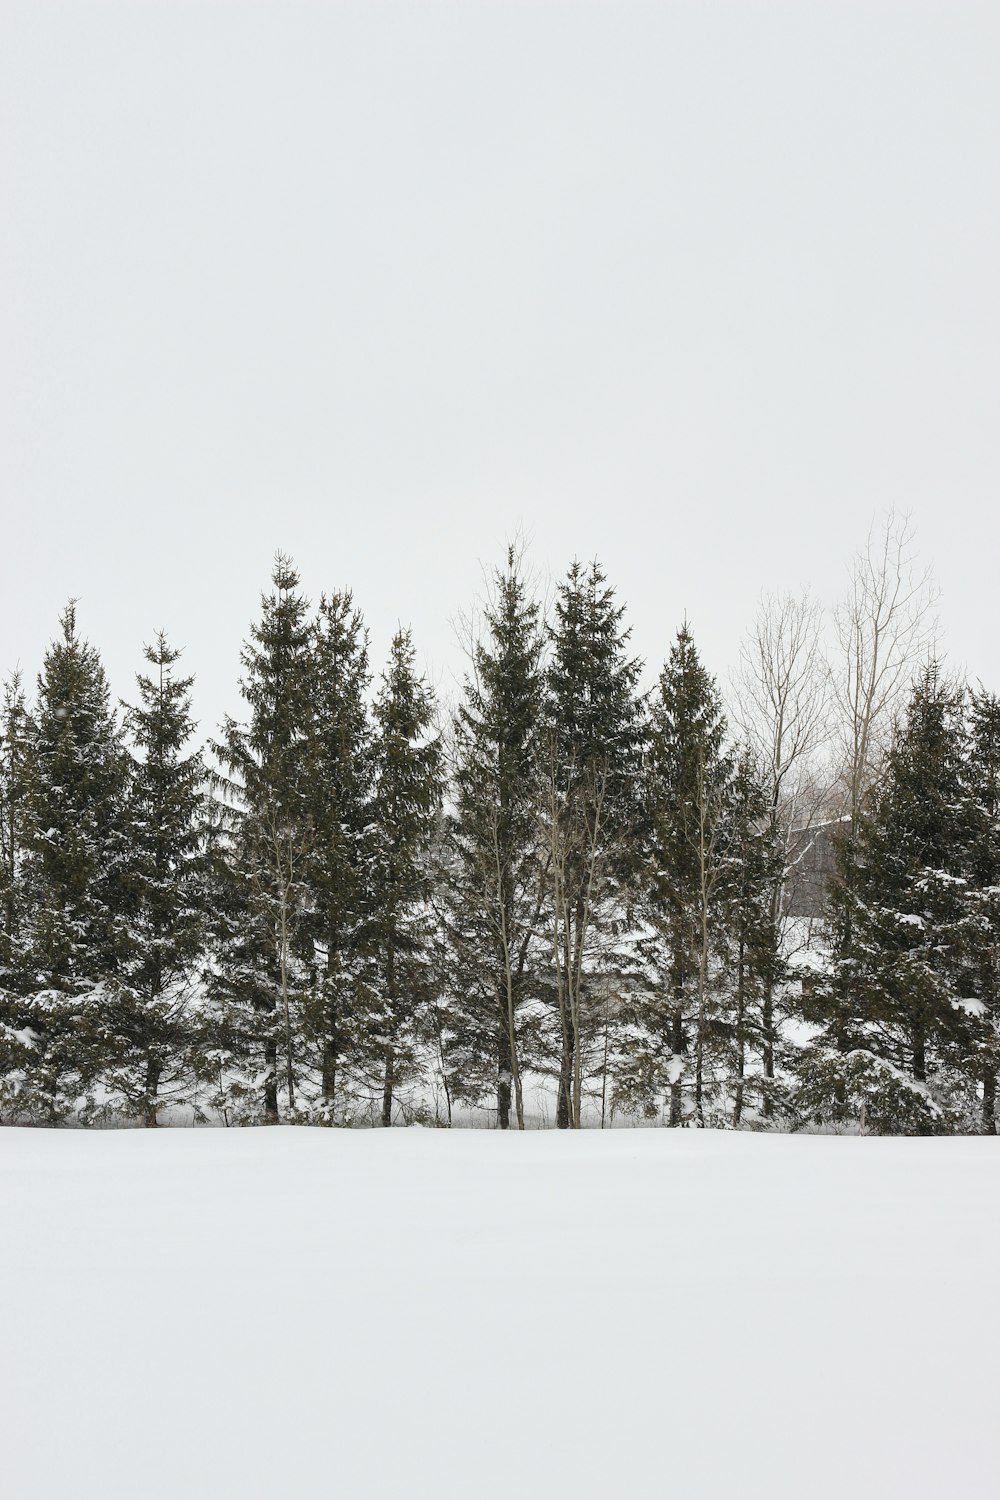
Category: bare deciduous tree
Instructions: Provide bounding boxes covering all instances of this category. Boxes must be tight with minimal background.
[734,589,830,839]
[833,510,939,825]
[733,590,830,1098]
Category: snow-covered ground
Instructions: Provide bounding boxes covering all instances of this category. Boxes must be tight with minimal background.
[2,1128,998,1499]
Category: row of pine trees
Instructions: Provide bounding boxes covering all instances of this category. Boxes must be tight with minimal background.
[1,546,998,1132]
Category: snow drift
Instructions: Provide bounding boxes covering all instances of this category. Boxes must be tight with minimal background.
[2,1127,997,1498]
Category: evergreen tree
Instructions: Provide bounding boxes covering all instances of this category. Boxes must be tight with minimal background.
[0,674,32,1116]
[0,674,28,981]
[722,750,784,1125]
[368,629,442,1125]
[446,547,546,1129]
[641,625,733,1126]
[304,589,374,1117]
[801,664,972,1133]
[105,635,208,1125]
[544,560,643,1129]
[211,557,314,1122]
[962,689,1000,1132]
[16,604,132,1116]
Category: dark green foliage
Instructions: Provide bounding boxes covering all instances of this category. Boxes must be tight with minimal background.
[13,605,132,1117]
[638,624,733,1126]
[4,551,1000,1138]
[546,561,644,848]
[446,547,547,1129]
[800,665,975,1132]
[544,560,644,1128]
[368,630,442,1125]
[795,1047,953,1135]
[0,675,32,1117]
[615,651,787,1130]
[722,751,785,1124]
[961,690,1000,1131]
[210,556,316,1122]
[302,589,374,1116]
[104,635,209,1125]
[0,674,28,984]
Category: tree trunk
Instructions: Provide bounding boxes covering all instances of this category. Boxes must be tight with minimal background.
[555,917,575,1131]
[143,1056,162,1128]
[733,936,746,1127]
[264,1038,279,1123]
[321,1038,338,1110]
[495,845,526,1131]
[829,1020,849,1118]
[568,895,587,1129]
[497,1022,512,1130]
[600,994,610,1128]
[505,972,525,1131]
[760,856,785,1120]
[556,1019,574,1130]
[695,932,707,1129]
[696,827,710,1130]
[694,1030,704,1127]
[278,887,295,1114]
[761,987,775,1117]
[431,1001,453,1126]
[513,1054,525,1131]
[669,1004,684,1127]
[912,1024,926,1083]
[381,1053,394,1128]
[983,1068,997,1135]
[694,947,707,1127]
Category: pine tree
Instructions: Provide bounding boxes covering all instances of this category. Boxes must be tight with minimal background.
[446,546,546,1129]
[963,689,1000,1132]
[723,750,784,1125]
[0,674,32,1116]
[211,556,315,1122]
[368,629,442,1125]
[304,589,374,1117]
[801,664,972,1133]
[17,604,132,1117]
[0,675,28,980]
[105,634,208,1125]
[544,560,643,1129]
[642,624,733,1126]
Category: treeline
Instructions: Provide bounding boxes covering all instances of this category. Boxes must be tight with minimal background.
[1,520,998,1133]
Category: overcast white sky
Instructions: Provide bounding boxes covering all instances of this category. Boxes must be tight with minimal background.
[2,1,998,731]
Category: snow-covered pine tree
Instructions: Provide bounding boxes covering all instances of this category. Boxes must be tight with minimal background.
[211,557,315,1123]
[641,624,733,1127]
[801,663,972,1133]
[446,546,547,1129]
[0,674,32,1116]
[303,589,374,1118]
[16,604,132,1118]
[544,560,643,1129]
[723,749,784,1125]
[106,634,209,1125]
[0,674,27,957]
[368,629,442,1125]
[798,826,863,1124]
[962,689,1000,1132]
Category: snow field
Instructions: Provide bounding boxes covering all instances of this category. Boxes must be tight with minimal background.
[2,1127,998,1499]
